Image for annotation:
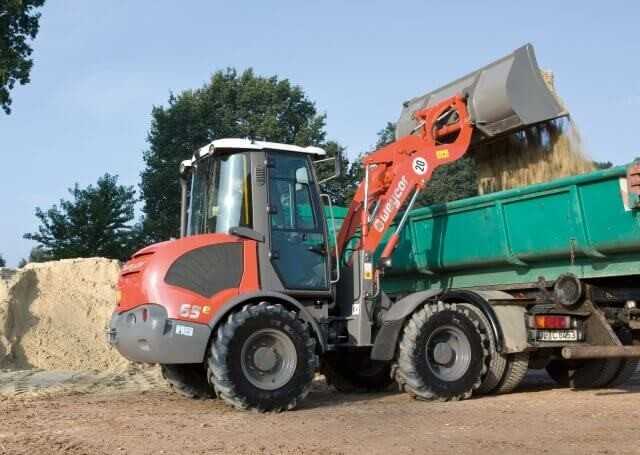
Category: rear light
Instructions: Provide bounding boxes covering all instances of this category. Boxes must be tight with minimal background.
[534,315,570,329]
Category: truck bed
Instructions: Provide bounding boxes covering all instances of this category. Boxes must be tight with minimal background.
[330,164,640,295]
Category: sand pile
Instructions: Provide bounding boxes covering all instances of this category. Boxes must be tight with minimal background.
[0,258,129,371]
[0,258,165,397]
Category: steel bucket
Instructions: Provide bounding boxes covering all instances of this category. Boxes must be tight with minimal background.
[395,43,568,141]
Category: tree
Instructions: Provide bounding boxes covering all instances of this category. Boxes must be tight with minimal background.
[375,122,396,149]
[141,68,329,241]
[593,161,613,170]
[24,174,140,261]
[0,254,5,267]
[17,245,51,267]
[0,0,46,114]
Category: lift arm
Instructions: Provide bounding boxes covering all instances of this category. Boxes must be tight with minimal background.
[336,94,474,264]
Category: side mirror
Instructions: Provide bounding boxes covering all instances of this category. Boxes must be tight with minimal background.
[316,150,343,184]
[334,149,343,179]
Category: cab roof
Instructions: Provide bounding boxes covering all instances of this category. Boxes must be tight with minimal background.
[197,138,325,159]
[180,138,326,175]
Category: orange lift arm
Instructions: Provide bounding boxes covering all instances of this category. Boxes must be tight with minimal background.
[336,94,475,264]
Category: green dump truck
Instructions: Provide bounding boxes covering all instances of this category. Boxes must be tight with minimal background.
[330,162,640,391]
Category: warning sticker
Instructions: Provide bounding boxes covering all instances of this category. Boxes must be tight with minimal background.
[364,262,373,280]
[436,149,450,160]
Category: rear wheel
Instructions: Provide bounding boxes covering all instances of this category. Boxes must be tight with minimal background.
[160,364,214,399]
[458,304,507,395]
[493,352,530,394]
[321,350,393,393]
[546,357,618,388]
[605,327,639,387]
[395,302,487,402]
[208,302,317,412]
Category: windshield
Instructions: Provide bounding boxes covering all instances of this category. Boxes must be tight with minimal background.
[188,152,252,235]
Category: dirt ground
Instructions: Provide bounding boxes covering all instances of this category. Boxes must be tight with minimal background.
[2,370,640,455]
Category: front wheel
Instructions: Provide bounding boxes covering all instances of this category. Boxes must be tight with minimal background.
[208,302,317,412]
[395,302,487,402]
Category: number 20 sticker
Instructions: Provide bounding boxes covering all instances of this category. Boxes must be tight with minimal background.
[412,157,428,175]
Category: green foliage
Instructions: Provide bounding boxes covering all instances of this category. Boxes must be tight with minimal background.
[375,122,396,149]
[593,160,613,170]
[0,0,45,114]
[0,254,5,267]
[416,157,478,207]
[141,68,328,241]
[24,174,140,261]
[17,245,51,267]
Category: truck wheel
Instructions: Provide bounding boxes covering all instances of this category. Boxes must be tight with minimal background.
[321,350,393,393]
[458,304,507,395]
[546,357,618,388]
[396,302,487,401]
[208,302,317,412]
[493,352,529,394]
[160,364,215,399]
[605,327,639,387]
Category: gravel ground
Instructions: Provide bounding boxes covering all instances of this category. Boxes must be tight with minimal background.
[2,370,640,455]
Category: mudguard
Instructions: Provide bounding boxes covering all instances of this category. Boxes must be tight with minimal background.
[371,289,525,361]
[207,291,328,352]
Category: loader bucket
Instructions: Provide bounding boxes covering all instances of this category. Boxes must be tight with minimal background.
[395,43,568,141]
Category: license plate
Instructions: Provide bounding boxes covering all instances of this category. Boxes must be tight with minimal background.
[538,330,578,342]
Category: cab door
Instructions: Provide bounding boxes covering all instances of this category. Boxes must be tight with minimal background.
[267,151,329,291]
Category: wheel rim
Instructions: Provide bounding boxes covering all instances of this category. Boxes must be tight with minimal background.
[240,328,298,390]
[425,325,472,382]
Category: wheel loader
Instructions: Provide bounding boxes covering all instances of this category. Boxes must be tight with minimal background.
[108,44,640,411]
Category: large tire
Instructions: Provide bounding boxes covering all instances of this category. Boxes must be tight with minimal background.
[160,364,215,399]
[493,352,530,394]
[458,304,507,395]
[321,350,393,393]
[546,356,618,388]
[395,302,487,402]
[605,327,639,387]
[208,302,317,412]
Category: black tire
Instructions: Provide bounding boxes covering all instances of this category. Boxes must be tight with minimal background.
[458,304,507,395]
[395,302,487,402]
[605,327,639,387]
[160,364,215,399]
[207,302,317,412]
[321,350,394,393]
[493,352,530,394]
[546,356,619,388]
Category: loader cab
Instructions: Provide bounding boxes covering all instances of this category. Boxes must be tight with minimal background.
[180,139,333,296]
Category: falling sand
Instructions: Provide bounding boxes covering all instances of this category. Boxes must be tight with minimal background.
[475,118,594,194]
[474,70,595,195]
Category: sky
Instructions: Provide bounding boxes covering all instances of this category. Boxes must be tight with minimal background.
[1,1,639,266]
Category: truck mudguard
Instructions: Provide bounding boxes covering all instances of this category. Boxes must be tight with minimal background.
[371,289,526,361]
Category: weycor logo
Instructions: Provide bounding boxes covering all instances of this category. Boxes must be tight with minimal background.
[373,175,408,233]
